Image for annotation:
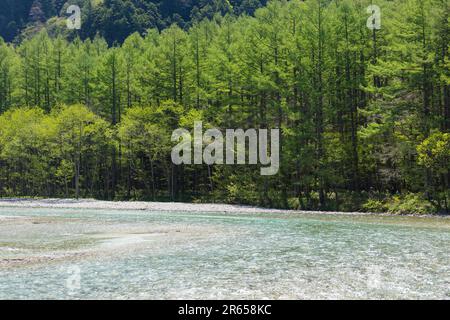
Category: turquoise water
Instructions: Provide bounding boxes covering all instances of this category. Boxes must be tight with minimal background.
[0,207,449,299]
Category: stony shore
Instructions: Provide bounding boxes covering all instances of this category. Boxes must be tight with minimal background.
[0,198,364,215]
[0,198,448,218]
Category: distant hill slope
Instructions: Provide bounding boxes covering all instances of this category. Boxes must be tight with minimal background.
[0,0,267,43]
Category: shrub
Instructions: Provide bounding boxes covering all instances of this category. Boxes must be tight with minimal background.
[361,199,387,213]
[288,197,301,210]
[387,193,436,215]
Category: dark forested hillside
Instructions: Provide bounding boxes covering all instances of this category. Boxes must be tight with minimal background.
[0,0,449,214]
[0,0,267,43]
[0,0,35,41]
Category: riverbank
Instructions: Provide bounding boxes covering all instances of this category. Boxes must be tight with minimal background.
[0,198,447,217]
[0,198,306,214]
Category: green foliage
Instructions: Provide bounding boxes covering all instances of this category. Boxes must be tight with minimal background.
[0,0,448,214]
[361,199,388,213]
[387,193,437,215]
[0,105,113,198]
[224,175,259,205]
[287,197,301,210]
[417,132,450,173]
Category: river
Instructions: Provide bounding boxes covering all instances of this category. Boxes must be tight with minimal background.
[0,207,448,299]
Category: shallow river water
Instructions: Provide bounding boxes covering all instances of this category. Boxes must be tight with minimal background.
[0,207,449,299]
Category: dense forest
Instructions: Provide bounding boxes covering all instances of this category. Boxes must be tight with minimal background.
[0,0,267,43]
[0,0,449,214]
